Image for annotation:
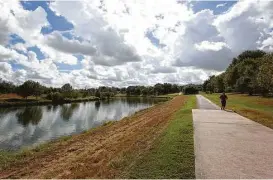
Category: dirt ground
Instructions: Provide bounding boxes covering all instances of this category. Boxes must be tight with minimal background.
[0,96,186,178]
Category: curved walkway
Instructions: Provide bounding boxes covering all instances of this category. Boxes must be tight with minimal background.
[193,95,273,179]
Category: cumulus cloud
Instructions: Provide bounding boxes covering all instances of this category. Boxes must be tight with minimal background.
[0,62,12,73]
[0,0,272,88]
[0,45,27,62]
[50,1,141,66]
[44,32,97,56]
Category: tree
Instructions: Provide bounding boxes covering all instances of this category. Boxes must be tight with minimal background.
[183,85,199,95]
[235,76,252,94]
[17,80,41,99]
[154,83,164,95]
[61,83,73,92]
[237,50,266,61]
[0,79,16,93]
[95,90,101,99]
[224,66,240,89]
[214,74,225,93]
[257,55,273,96]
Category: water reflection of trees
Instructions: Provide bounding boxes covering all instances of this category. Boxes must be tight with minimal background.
[0,108,18,118]
[61,103,79,121]
[95,101,101,111]
[16,107,43,126]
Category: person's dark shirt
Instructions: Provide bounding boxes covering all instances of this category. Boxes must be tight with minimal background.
[220,94,227,101]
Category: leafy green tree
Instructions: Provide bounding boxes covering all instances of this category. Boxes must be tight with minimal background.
[0,79,16,93]
[224,66,240,89]
[235,77,252,93]
[61,83,73,92]
[17,80,42,99]
[257,55,273,96]
[183,85,199,95]
[95,90,101,99]
[154,83,164,95]
[237,50,266,61]
[51,92,64,103]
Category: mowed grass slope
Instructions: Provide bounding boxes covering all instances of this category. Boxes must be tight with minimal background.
[125,95,196,179]
[204,93,273,129]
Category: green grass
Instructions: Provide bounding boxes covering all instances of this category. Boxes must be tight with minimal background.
[203,93,273,129]
[126,95,196,179]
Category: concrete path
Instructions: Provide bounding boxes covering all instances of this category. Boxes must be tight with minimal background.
[193,95,273,179]
[196,95,220,109]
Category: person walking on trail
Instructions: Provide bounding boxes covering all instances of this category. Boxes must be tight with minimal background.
[220,92,228,110]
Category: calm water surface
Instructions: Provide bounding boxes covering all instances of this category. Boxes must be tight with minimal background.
[0,98,165,150]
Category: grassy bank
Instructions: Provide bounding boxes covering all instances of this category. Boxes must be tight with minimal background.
[203,93,273,129]
[125,95,196,179]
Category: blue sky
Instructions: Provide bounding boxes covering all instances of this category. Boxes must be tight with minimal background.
[21,1,73,34]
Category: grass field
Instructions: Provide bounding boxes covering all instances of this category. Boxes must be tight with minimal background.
[203,93,273,129]
[125,95,196,179]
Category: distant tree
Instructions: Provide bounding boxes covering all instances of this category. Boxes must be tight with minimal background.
[183,85,199,95]
[141,87,148,96]
[17,80,41,99]
[257,55,273,96]
[0,79,16,93]
[154,83,164,95]
[61,83,73,92]
[95,90,101,99]
[52,92,64,103]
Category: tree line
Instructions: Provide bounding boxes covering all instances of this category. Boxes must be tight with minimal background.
[0,79,202,102]
[203,50,273,96]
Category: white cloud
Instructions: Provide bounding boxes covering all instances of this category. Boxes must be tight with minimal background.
[44,32,97,56]
[11,43,27,52]
[216,3,227,8]
[195,41,229,52]
[0,45,27,62]
[0,62,12,73]
[0,0,273,88]
[214,0,273,53]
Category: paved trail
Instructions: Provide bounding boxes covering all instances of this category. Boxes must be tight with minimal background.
[193,95,273,179]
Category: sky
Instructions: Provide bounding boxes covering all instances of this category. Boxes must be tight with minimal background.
[0,0,273,88]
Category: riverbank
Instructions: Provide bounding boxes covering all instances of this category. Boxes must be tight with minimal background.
[203,93,273,129]
[0,95,195,178]
[0,94,172,108]
[0,97,99,108]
